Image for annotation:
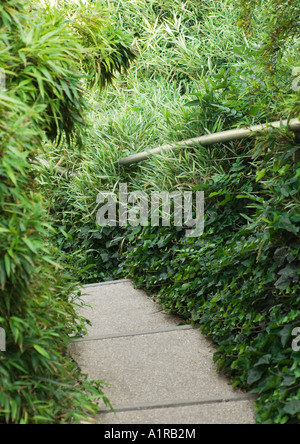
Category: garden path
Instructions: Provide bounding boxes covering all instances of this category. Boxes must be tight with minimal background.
[69,280,256,424]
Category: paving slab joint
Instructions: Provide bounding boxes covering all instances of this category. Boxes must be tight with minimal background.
[72,325,194,343]
[99,394,258,415]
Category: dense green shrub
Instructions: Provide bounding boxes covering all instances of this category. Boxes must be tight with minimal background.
[123,132,300,424]
[0,0,135,423]
[41,0,300,424]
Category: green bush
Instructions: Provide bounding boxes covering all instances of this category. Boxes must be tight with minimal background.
[0,0,135,423]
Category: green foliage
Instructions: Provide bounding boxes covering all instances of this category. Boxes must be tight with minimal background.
[60,0,138,89]
[238,0,300,60]
[40,0,300,424]
[0,0,135,423]
[237,0,300,116]
[122,133,300,424]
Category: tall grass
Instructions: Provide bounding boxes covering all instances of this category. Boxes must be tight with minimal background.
[40,0,299,240]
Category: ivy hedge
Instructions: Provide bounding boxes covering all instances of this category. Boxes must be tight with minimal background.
[121,132,300,424]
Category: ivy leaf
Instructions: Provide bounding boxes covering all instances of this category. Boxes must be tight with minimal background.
[254,354,272,367]
[283,400,300,415]
[247,367,265,385]
[101,253,110,263]
[279,325,293,348]
[276,214,298,234]
[274,247,289,267]
[254,376,282,394]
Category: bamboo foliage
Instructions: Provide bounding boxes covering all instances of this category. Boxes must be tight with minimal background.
[0,0,135,424]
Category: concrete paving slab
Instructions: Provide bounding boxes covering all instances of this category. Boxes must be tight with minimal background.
[96,400,256,424]
[69,329,248,408]
[77,281,185,337]
[70,280,256,424]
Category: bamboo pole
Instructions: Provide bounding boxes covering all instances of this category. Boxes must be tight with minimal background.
[119,118,300,167]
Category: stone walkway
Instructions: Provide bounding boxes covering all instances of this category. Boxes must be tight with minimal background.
[69,280,256,424]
